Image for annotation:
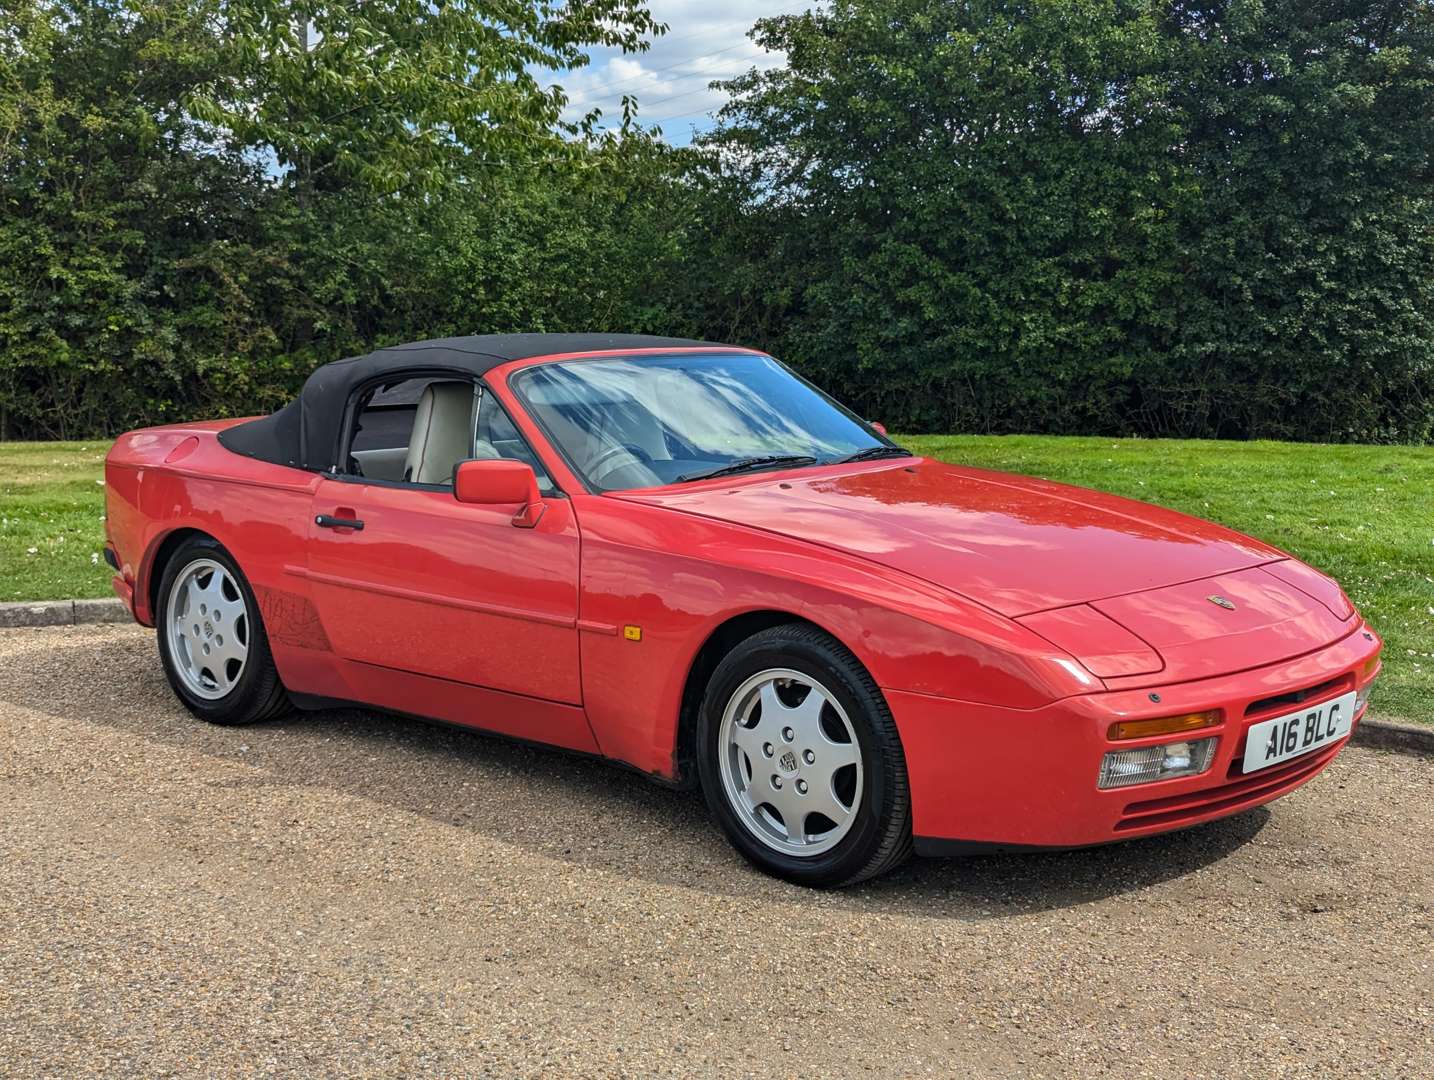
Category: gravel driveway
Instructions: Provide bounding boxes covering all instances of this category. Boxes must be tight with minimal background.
[1,624,1430,1078]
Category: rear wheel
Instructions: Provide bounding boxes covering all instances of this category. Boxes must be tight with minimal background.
[156,536,288,725]
[697,623,912,887]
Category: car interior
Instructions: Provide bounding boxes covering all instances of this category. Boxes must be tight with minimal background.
[520,380,724,490]
[510,356,875,492]
[347,377,552,490]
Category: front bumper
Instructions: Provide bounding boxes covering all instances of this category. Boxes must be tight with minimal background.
[890,623,1382,852]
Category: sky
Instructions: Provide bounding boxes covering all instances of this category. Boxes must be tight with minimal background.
[557,2,813,145]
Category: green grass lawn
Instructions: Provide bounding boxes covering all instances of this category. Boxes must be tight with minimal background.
[1,441,111,604]
[3,436,1430,721]
[903,435,1432,723]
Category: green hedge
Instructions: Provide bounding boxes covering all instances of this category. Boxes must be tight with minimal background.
[703,0,1434,443]
[2,1,1432,442]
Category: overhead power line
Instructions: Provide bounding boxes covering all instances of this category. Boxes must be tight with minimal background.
[632,17,758,54]
[626,79,743,115]
[577,54,762,110]
[648,107,726,128]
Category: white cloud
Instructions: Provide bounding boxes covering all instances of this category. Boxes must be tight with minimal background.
[557,2,812,144]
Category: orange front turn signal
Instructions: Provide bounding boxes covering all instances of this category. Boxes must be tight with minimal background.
[1360,656,1380,680]
[1108,710,1220,742]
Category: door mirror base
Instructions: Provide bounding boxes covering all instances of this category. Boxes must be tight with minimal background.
[511,501,545,529]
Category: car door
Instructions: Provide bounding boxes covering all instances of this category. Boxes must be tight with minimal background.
[304,376,582,705]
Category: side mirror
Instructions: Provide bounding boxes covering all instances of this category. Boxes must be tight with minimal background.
[454,459,544,528]
[869,421,888,436]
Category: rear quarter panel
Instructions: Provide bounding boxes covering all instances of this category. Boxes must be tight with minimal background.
[106,424,323,686]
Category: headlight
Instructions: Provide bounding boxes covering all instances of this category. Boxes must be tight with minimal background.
[1099,737,1219,790]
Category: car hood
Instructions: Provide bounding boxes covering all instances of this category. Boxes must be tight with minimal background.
[617,458,1287,617]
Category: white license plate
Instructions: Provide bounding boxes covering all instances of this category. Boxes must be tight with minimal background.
[1242,690,1356,774]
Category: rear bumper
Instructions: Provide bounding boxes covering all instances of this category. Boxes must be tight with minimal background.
[890,623,1382,852]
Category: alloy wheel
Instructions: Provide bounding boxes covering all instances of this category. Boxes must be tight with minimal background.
[717,667,864,857]
[165,558,250,700]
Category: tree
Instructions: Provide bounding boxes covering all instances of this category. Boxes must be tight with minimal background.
[0,1,292,437]
[0,0,674,438]
[1153,0,1434,441]
[5,1,1433,443]
[189,0,662,194]
[705,0,1434,441]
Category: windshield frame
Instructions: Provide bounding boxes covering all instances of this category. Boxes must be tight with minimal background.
[507,349,897,494]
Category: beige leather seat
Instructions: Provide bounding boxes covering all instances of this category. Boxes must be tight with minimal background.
[404,381,476,484]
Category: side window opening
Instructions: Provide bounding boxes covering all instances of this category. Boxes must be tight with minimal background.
[345,375,554,493]
[347,376,476,486]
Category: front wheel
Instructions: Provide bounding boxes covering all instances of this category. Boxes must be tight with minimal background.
[697,624,913,887]
[156,536,289,725]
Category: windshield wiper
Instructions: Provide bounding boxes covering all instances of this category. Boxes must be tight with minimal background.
[676,455,819,483]
[834,446,913,464]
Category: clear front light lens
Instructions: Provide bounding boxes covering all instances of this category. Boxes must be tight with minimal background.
[1099,736,1219,790]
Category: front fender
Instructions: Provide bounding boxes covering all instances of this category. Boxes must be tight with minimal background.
[573,496,1098,778]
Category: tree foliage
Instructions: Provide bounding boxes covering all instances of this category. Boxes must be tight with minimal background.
[707,0,1434,441]
[189,0,660,194]
[0,1,289,437]
[0,0,672,437]
[2,0,1432,442]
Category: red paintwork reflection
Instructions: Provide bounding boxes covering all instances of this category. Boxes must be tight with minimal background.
[1017,605,1164,678]
[1093,567,1353,687]
[103,351,1381,851]
[305,477,583,704]
[620,459,1285,616]
[1262,559,1355,620]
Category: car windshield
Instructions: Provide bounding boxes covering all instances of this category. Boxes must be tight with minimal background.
[512,352,894,492]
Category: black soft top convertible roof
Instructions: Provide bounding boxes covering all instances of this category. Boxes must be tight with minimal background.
[217,333,726,472]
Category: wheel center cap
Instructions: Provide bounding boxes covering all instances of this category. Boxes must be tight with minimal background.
[777,749,799,775]
[203,621,214,637]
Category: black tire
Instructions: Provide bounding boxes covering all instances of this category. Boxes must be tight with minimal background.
[154,535,289,725]
[696,623,913,887]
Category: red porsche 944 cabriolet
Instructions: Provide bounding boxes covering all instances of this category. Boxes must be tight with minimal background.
[104,334,1382,886]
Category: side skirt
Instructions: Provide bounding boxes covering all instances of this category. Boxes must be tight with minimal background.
[285,688,690,792]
